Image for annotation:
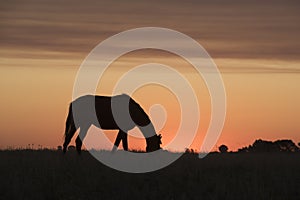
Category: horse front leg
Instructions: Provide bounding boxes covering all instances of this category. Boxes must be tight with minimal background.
[112,130,128,152]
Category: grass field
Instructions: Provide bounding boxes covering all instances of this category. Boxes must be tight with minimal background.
[1,150,300,200]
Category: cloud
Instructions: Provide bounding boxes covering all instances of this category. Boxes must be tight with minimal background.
[1,0,300,73]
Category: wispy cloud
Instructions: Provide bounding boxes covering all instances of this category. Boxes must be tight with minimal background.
[1,0,300,72]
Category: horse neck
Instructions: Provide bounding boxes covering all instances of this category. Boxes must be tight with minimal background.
[137,122,157,139]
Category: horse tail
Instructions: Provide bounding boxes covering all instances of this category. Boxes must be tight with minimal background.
[65,103,75,138]
[63,103,76,152]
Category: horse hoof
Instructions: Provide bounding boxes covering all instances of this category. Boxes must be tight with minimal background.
[76,149,81,155]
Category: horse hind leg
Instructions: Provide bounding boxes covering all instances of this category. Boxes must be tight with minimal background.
[75,126,89,154]
[63,124,77,153]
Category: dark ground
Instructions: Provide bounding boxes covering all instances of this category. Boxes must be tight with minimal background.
[1,150,299,200]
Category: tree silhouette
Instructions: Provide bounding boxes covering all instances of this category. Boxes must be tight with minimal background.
[219,145,228,153]
[274,140,298,152]
[238,139,299,153]
[252,139,275,152]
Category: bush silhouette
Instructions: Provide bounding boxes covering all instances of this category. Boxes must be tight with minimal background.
[68,145,76,151]
[219,145,228,153]
[185,148,195,154]
[238,139,299,153]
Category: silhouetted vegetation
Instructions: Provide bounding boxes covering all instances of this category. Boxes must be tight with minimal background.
[238,139,299,153]
[185,148,196,154]
[218,144,228,153]
[68,145,76,151]
[1,144,300,200]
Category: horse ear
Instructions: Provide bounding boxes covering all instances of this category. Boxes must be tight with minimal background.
[158,134,162,144]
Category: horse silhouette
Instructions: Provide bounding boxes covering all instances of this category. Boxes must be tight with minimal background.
[63,94,162,154]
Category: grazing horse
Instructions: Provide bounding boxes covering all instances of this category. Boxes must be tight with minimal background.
[63,94,162,154]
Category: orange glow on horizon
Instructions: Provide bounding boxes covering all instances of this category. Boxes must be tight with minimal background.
[1,0,300,152]
[1,52,300,151]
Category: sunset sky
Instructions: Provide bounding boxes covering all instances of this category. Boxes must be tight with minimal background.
[1,0,300,151]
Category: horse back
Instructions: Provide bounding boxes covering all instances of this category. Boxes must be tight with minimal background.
[72,94,150,130]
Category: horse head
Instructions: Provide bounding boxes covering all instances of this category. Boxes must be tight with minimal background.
[146,134,162,152]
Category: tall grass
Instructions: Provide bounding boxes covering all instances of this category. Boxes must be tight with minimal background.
[1,150,299,200]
